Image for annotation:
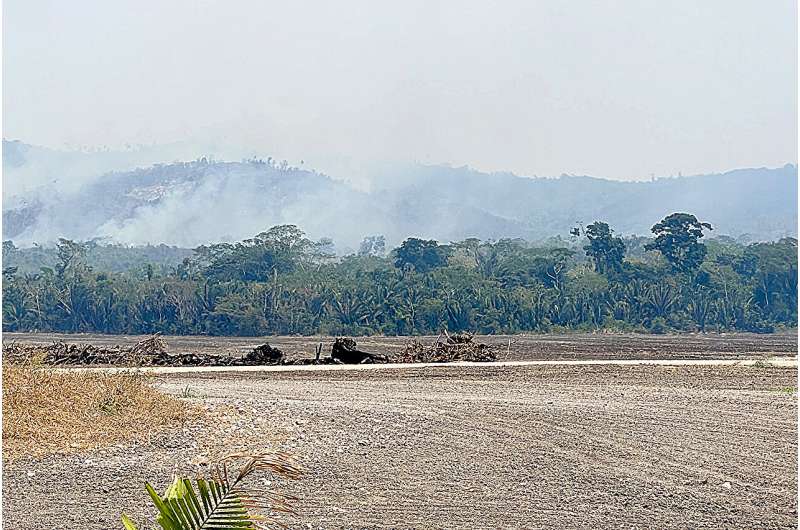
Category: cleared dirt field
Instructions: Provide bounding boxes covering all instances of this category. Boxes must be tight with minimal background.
[3,362,797,529]
[4,330,797,362]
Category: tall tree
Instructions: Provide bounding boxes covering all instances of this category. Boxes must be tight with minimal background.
[583,221,626,273]
[645,213,712,273]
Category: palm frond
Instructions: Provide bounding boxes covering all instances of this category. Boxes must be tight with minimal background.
[122,453,303,530]
[121,513,138,530]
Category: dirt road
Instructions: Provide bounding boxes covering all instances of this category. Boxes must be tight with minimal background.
[4,363,797,529]
[54,357,799,376]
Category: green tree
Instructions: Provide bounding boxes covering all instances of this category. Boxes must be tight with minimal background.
[394,238,448,273]
[583,221,626,273]
[645,213,712,273]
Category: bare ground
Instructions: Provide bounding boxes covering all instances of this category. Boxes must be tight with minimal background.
[3,362,797,529]
[3,330,797,362]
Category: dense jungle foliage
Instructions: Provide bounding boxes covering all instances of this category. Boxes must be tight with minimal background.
[2,213,797,335]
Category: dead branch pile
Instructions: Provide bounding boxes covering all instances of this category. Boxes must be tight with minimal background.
[2,337,286,367]
[4,334,496,367]
[398,331,497,363]
[1,342,36,364]
[130,334,168,357]
[3,341,135,365]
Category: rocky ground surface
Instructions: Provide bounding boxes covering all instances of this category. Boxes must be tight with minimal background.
[4,330,797,362]
[3,362,797,529]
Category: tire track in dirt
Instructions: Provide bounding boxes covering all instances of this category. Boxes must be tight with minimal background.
[164,364,797,529]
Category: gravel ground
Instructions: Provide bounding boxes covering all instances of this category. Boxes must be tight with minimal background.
[3,363,797,529]
[4,330,797,362]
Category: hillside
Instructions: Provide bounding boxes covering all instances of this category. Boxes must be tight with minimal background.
[2,140,797,248]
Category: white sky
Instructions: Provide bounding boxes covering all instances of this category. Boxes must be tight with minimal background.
[3,0,797,182]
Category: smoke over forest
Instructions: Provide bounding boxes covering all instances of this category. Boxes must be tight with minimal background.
[2,139,797,251]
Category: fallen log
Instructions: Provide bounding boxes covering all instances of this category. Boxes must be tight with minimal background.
[330,338,388,364]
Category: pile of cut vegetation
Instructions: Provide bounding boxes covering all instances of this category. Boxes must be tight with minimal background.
[2,362,193,459]
[398,331,497,363]
[2,335,286,367]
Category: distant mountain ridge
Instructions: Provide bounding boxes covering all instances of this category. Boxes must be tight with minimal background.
[2,140,797,249]
[375,163,798,242]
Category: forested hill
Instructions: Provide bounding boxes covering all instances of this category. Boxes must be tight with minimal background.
[3,139,797,249]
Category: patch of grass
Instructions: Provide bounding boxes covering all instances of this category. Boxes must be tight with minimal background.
[179,384,204,399]
[2,363,196,460]
[751,358,774,368]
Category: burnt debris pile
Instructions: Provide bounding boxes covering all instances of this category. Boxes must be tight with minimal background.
[330,338,388,364]
[243,343,285,364]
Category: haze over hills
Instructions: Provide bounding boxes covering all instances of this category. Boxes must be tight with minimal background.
[2,139,797,250]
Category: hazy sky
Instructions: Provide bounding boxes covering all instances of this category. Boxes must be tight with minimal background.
[3,0,797,182]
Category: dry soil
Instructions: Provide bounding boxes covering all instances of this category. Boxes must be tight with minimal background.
[3,359,797,529]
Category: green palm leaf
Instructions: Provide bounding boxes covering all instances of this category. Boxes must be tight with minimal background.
[122,453,302,530]
[121,513,138,530]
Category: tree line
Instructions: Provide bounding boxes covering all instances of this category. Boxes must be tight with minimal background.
[2,213,797,336]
